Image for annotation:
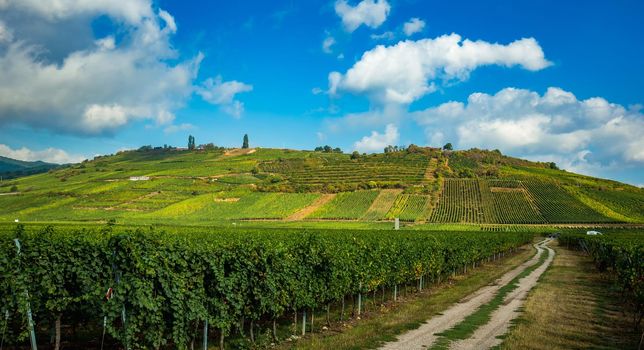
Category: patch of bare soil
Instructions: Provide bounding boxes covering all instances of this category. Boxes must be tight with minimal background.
[223,148,256,157]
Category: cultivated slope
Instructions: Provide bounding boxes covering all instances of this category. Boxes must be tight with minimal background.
[0,147,641,224]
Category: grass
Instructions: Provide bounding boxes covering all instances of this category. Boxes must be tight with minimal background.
[308,191,379,219]
[497,241,641,349]
[362,189,400,220]
[0,147,642,225]
[277,243,534,350]
[429,241,549,349]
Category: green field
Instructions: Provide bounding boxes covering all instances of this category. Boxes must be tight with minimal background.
[0,147,642,225]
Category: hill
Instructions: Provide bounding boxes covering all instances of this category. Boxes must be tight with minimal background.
[0,155,61,179]
[0,146,642,225]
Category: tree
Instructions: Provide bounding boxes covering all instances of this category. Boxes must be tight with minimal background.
[548,162,559,170]
[323,145,332,153]
[314,146,323,152]
[350,151,360,159]
[333,147,342,153]
[242,134,249,149]
[188,135,195,150]
[442,142,453,151]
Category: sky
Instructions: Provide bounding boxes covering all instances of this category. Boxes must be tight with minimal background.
[0,0,643,185]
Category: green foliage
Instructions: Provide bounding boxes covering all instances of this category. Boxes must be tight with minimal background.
[385,194,431,222]
[0,225,532,348]
[522,180,614,223]
[442,143,453,151]
[309,191,379,219]
[188,135,195,150]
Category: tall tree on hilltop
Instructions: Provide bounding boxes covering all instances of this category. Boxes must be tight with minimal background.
[242,134,249,149]
[188,135,195,150]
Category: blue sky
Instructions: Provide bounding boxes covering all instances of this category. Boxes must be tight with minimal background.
[0,0,643,185]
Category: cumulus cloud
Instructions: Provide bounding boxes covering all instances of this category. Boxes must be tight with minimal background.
[0,20,12,42]
[0,0,154,25]
[0,144,86,164]
[370,31,395,41]
[414,87,644,177]
[354,123,399,152]
[403,18,425,36]
[196,76,253,117]
[335,0,390,32]
[0,1,251,135]
[328,33,551,105]
[322,36,336,54]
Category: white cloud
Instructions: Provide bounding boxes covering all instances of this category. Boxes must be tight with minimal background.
[354,123,399,152]
[370,31,395,41]
[414,87,644,177]
[0,144,86,164]
[0,1,251,135]
[0,20,12,42]
[0,0,153,25]
[403,18,425,36]
[312,87,324,95]
[163,123,194,134]
[322,36,336,54]
[0,2,206,135]
[196,76,253,117]
[328,33,551,105]
[335,0,390,32]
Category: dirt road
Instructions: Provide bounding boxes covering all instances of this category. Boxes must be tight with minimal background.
[379,239,553,350]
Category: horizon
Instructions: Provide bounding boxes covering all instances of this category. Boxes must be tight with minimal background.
[0,0,643,186]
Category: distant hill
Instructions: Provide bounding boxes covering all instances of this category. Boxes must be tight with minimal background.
[0,156,61,179]
[0,147,642,225]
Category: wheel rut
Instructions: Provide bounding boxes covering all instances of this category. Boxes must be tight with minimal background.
[379,239,553,350]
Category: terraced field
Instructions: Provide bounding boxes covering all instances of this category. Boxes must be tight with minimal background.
[385,194,432,222]
[362,189,401,220]
[429,178,616,224]
[139,192,320,221]
[308,190,379,219]
[430,179,489,223]
[522,180,613,223]
[259,152,430,190]
[0,147,642,225]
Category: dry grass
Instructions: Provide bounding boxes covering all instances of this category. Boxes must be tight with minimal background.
[498,240,639,349]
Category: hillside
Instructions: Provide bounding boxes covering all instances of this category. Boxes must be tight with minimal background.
[0,155,60,179]
[0,146,642,225]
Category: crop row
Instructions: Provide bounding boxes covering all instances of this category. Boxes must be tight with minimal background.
[0,225,532,349]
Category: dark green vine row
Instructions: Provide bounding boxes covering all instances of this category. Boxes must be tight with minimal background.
[0,225,531,349]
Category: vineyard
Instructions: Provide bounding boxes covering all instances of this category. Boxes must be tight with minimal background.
[0,147,642,225]
[428,178,620,224]
[385,194,432,222]
[430,179,489,223]
[0,225,532,349]
[308,190,379,219]
[521,180,614,223]
[258,152,431,191]
[558,230,644,329]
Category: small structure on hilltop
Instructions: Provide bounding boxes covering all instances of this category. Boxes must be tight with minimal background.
[129,176,150,181]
